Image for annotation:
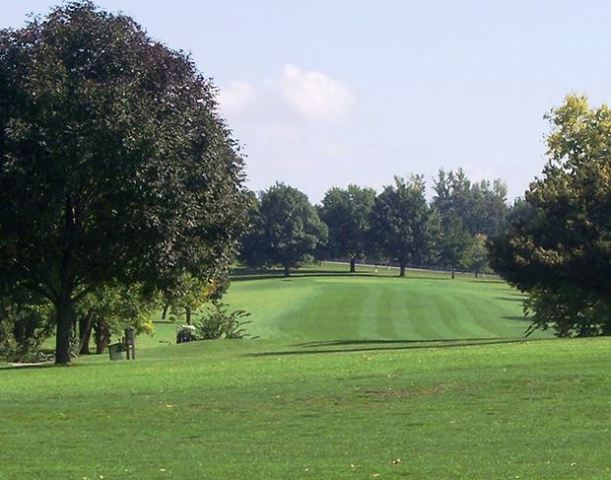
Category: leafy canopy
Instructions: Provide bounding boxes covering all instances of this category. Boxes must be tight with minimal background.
[370,175,432,275]
[318,185,376,263]
[490,95,611,336]
[240,183,327,275]
[0,1,249,363]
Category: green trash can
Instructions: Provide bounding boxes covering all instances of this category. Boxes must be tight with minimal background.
[108,342,124,361]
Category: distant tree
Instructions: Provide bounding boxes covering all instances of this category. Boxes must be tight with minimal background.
[470,179,509,237]
[0,3,249,364]
[436,216,471,278]
[371,176,432,277]
[319,185,376,272]
[465,233,489,278]
[240,183,328,277]
[489,95,611,336]
[433,168,509,238]
[433,169,472,226]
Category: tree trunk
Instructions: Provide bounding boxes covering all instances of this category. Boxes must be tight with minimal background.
[475,271,479,278]
[185,306,192,325]
[162,304,169,320]
[399,263,406,277]
[451,267,455,279]
[54,292,74,365]
[78,313,93,355]
[94,319,110,354]
[55,195,77,365]
[350,257,356,273]
[283,264,290,277]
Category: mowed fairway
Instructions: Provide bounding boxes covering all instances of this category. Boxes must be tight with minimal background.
[223,263,548,342]
[2,266,610,480]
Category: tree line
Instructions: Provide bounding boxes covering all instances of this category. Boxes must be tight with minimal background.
[240,169,508,278]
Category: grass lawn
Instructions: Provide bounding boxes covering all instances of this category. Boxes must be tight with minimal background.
[221,262,546,342]
[1,264,609,479]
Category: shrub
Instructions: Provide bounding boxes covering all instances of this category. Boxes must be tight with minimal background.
[0,302,53,362]
[194,301,251,340]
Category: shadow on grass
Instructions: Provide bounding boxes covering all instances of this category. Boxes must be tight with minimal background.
[231,270,380,282]
[295,337,510,348]
[468,279,505,284]
[246,338,546,357]
[502,315,530,322]
[495,296,525,302]
[246,337,557,357]
[231,271,459,282]
[0,362,56,371]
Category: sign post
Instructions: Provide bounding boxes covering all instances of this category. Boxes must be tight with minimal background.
[123,327,136,360]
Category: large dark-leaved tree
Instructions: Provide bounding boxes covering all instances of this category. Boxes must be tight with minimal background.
[240,183,327,277]
[371,175,432,277]
[489,95,611,336]
[0,2,249,364]
[319,185,376,272]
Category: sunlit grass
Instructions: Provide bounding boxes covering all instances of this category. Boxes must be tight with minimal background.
[2,264,608,479]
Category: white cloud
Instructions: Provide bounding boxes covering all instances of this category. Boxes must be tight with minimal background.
[278,64,355,121]
[218,65,355,122]
[217,81,255,116]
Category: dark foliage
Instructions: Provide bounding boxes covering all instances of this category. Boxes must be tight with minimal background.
[490,95,611,336]
[0,2,249,363]
[240,183,327,276]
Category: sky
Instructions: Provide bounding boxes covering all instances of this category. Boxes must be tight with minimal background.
[3,1,611,203]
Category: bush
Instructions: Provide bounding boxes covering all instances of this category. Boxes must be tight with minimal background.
[194,301,251,340]
[0,302,53,362]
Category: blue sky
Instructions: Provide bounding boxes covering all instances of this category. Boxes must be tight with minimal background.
[3,1,611,202]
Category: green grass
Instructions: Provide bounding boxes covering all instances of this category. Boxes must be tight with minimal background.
[222,263,542,342]
[1,264,610,479]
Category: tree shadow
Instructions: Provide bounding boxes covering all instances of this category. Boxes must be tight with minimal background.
[495,296,525,302]
[246,337,552,358]
[502,315,530,322]
[0,356,126,371]
[0,362,55,371]
[468,279,505,284]
[231,271,461,282]
[232,271,390,282]
[295,337,510,348]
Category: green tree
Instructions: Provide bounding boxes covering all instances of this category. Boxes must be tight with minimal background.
[0,3,249,364]
[371,176,432,277]
[77,283,155,355]
[470,179,509,237]
[240,183,328,277]
[436,216,471,279]
[433,169,509,238]
[319,185,376,272]
[465,233,489,278]
[489,95,611,336]
[160,273,229,326]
